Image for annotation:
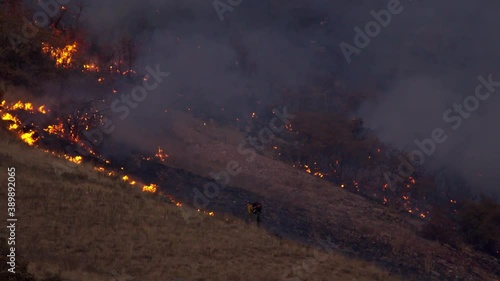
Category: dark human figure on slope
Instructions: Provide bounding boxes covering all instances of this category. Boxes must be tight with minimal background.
[247,201,262,225]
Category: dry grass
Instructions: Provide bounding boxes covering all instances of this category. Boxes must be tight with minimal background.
[0,136,400,281]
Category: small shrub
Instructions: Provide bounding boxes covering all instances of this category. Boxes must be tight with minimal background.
[458,197,500,257]
[420,207,459,248]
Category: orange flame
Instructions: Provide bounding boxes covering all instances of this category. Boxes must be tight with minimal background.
[83,63,100,72]
[20,131,38,146]
[155,147,169,162]
[304,164,312,174]
[64,155,82,164]
[2,113,20,124]
[44,123,65,136]
[142,183,157,193]
[38,105,47,114]
[42,42,78,68]
[12,101,33,111]
[1,100,47,114]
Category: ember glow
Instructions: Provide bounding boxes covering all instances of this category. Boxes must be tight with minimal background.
[20,131,38,146]
[289,147,427,218]
[155,147,169,162]
[83,63,100,72]
[41,42,78,68]
[142,183,158,193]
[1,113,20,124]
[64,155,82,164]
[44,123,65,137]
[2,107,40,146]
[38,105,47,114]
[1,96,215,220]
[1,100,47,114]
[12,101,33,111]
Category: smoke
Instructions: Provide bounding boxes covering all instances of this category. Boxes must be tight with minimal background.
[352,0,500,196]
[64,0,498,195]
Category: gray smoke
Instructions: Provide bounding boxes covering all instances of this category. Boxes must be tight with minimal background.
[67,0,499,196]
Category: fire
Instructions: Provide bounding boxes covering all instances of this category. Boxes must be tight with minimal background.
[1,98,219,220]
[38,105,47,114]
[2,102,42,145]
[44,123,65,136]
[2,113,20,124]
[304,164,312,174]
[122,70,136,76]
[20,131,38,146]
[121,175,136,186]
[163,193,215,216]
[314,172,324,178]
[64,155,82,164]
[12,101,33,111]
[96,167,142,188]
[409,176,416,184]
[155,147,169,162]
[1,100,48,114]
[142,183,157,193]
[83,63,100,72]
[94,167,105,172]
[42,42,78,68]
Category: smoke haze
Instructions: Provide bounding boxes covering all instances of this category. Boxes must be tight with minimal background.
[51,0,500,195]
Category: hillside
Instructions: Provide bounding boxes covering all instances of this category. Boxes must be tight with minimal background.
[143,111,500,281]
[0,133,400,281]
[1,2,499,281]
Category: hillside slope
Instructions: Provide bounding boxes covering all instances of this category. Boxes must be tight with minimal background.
[150,111,500,281]
[0,133,399,281]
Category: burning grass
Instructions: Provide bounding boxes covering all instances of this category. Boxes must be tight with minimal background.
[0,136,400,281]
[158,111,500,281]
[41,42,78,68]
